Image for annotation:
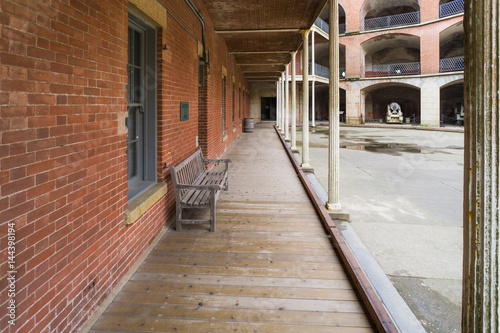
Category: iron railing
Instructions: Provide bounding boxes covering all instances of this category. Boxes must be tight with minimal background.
[440,56,464,72]
[339,23,346,34]
[308,63,346,79]
[439,0,464,18]
[363,11,420,31]
[363,62,421,77]
[314,17,346,35]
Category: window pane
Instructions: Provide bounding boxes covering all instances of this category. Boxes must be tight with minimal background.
[128,27,133,64]
[127,107,137,178]
[134,30,141,66]
[126,65,132,103]
[133,67,142,103]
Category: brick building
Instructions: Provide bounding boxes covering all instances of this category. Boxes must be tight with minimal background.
[0,0,250,331]
[1,0,498,332]
[251,0,464,128]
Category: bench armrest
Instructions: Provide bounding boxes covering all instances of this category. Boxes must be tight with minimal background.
[177,184,222,191]
[202,158,232,164]
[202,158,231,171]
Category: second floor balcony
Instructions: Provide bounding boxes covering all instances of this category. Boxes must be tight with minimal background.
[440,0,465,18]
[440,56,464,72]
[314,17,346,35]
[308,63,346,79]
[363,11,420,31]
[363,62,421,77]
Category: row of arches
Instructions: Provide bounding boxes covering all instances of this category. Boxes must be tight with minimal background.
[311,22,463,77]
[312,80,463,125]
[320,0,463,32]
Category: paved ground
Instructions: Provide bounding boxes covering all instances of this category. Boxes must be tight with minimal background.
[295,125,464,333]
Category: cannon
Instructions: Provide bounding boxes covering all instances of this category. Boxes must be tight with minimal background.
[386,102,404,124]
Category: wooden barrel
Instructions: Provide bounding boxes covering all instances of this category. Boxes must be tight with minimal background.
[243,118,254,132]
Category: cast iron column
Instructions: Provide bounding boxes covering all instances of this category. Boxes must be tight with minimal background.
[327,0,341,210]
[301,29,312,170]
[462,0,500,331]
[311,29,316,128]
[276,79,281,129]
[285,63,290,140]
[291,51,298,152]
[281,72,285,134]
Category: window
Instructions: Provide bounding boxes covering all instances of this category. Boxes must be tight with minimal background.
[126,13,157,201]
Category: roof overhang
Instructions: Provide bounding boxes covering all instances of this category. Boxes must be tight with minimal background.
[201,0,328,83]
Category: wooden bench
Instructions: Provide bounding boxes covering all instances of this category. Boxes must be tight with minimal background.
[170,148,231,232]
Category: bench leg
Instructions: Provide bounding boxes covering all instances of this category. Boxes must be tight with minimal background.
[176,203,182,231]
[210,192,216,232]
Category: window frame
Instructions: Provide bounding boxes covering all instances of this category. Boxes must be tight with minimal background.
[126,13,158,202]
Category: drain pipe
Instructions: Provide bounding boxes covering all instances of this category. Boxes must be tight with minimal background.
[154,0,208,65]
[184,0,209,66]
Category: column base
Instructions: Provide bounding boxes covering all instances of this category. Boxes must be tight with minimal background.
[291,147,299,153]
[326,203,350,221]
[301,163,314,173]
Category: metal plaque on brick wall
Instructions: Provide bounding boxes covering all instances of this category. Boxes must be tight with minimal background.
[180,102,189,121]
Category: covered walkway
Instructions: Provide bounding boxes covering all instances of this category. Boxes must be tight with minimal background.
[89,122,374,332]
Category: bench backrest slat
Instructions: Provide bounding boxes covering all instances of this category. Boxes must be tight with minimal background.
[171,149,206,200]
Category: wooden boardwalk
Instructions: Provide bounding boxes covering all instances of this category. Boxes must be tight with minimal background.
[90,123,374,332]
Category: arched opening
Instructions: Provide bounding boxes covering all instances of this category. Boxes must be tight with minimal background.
[317,3,346,34]
[440,22,464,72]
[361,34,421,77]
[361,0,420,31]
[440,80,464,125]
[311,86,346,122]
[311,43,346,79]
[363,83,421,123]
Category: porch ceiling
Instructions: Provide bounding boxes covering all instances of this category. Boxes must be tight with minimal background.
[201,0,328,83]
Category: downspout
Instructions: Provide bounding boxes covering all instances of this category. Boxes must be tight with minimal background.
[154,0,208,65]
[184,0,209,66]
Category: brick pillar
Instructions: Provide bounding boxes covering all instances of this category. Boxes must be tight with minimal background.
[421,32,440,75]
[420,0,440,22]
[345,42,362,78]
[463,0,500,331]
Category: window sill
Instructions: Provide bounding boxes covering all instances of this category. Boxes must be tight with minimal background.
[222,134,228,142]
[124,183,168,226]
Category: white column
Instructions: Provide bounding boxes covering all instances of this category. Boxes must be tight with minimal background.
[285,63,290,140]
[291,52,298,151]
[311,30,316,127]
[276,79,281,129]
[420,81,440,127]
[280,72,285,134]
[463,0,500,330]
[301,29,311,170]
[327,0,341,210]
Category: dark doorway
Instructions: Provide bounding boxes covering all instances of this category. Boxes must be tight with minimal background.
[261,97,277,120]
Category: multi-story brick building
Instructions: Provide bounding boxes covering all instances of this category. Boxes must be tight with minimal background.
[251,0,464,128]
[0,0,251,331]
[2,0,499,332]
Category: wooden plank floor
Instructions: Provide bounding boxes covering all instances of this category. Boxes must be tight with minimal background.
[91,122,374,332]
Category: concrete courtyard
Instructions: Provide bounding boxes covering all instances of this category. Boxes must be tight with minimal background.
[295,125,464,332]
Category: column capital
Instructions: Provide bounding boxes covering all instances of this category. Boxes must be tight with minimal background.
[300,29,311,38]
[290,51,297,55]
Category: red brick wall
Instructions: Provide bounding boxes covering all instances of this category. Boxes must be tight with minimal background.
[0,0,249,332]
